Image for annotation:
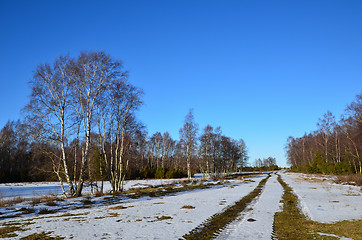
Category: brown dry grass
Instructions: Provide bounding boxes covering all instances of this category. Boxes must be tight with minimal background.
[334,174,362,186]
[0,196,23,207]
[181,205,195,209]
[108,205,127,210]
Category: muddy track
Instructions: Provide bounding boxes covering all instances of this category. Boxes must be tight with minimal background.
[182,174,271,240]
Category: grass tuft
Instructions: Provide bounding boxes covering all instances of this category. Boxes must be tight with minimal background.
[38,208,56,215]
[156,215,172,221]
[19,231,65,240]
[0,196,24,207]
[20,207,34,214]
[45,201,57,206]
[109,205,127,210]
[181,205,195,209]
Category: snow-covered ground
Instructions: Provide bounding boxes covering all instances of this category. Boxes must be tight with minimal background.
[216,173,283,240]
[1,172,361,239]
[0,179,186,199]
[3,176,265,239]
[282,172,362,223]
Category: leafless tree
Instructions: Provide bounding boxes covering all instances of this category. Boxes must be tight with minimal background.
[24,56,75,196]
[161,132,172,168]
[70,51,132,196]
[286,92,362,174]
[106,81,143,192]
[199,125,214,176]
[317,111,336,163]
[179,109,198,180]
[149,132,162,168]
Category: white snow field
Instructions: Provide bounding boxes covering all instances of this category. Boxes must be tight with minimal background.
[282,172,362,223]
[216,173,283,240]
[2,175,266,239]
[0,178,185,199]
[1,172,361,239]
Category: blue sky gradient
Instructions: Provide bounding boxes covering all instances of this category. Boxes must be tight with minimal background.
[1,0,361,167]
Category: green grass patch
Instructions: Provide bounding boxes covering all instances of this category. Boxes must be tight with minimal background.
[183,175,270,240]
[274,174,362,240]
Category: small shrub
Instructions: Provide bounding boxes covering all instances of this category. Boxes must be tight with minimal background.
[139,166,156,179]
[293,152,355,175]
[38,208,56,215]
[45,201,57,207]
[165,168,186,178]
[81,197,93,205]
[164,185,174,191]
[148,192,156,197]
[40,195,55,202]
[155,168,166,179]
[134,188,142,194]
[31,198,41,206]
[20,207,34,214]
[12,196,23,204]
[333,161,354,175]
[94,191,103,197]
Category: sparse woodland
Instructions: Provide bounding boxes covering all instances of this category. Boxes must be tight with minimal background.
[0,51,249,196]
[286,93,362,174]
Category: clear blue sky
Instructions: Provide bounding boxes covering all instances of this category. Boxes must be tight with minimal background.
[1,0,361,167]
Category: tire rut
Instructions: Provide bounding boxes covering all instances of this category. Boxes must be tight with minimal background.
[182,174,271,240]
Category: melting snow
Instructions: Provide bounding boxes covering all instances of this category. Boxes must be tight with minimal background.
[282,172,362,223]
[1,172,361,239]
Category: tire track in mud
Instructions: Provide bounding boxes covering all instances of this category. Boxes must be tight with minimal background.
[182,174,271,240]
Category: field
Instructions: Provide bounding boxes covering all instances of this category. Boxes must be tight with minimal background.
[0,171,361,239]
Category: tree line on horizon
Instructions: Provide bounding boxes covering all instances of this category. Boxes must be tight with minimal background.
[0,51,256,197]
[286,93,362,174]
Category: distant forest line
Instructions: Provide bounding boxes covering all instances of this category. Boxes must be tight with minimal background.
[0,51,278,196]
[286,93,362,175]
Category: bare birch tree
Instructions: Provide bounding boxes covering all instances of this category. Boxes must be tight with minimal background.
[71,51,128,196]
[199,125,214,177]
[24,56,75,196]
[108,81,143,192]
[179,109,198,180]
[317,111,336,163]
